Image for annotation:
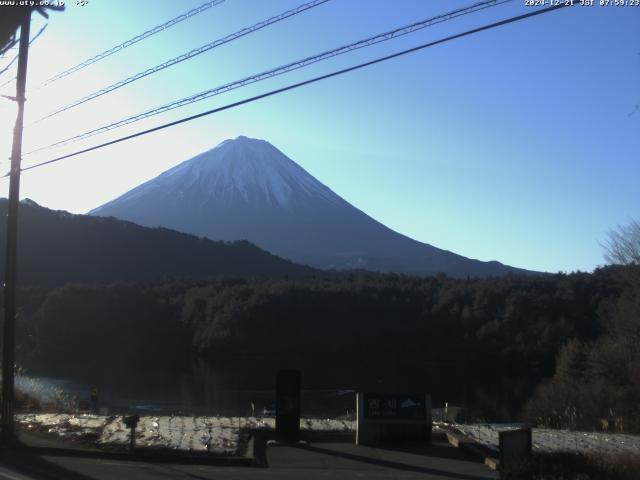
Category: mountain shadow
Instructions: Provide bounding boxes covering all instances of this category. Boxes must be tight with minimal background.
[0,198,316,286]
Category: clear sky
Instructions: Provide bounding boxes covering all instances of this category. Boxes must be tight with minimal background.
[0,0,638,273]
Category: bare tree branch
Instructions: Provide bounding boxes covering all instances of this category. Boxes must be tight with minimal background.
[601,219,640,265]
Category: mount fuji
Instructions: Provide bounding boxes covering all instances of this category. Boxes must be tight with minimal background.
[90,136,531,277]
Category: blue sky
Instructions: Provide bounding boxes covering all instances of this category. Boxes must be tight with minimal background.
[0,0,638,273]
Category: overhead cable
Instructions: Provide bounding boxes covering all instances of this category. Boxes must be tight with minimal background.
[0,24,48,79]
[28,0,512,153]
[38,0,227,87]
[16,2,575,175]
[34,0,331,122]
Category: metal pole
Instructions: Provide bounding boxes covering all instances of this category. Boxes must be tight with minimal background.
[129,426,136,453]
[2,10,31,443]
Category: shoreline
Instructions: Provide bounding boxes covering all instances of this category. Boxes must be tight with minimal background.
[17,413,356,457]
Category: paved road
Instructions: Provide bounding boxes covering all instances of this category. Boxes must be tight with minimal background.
[0,440,497,480]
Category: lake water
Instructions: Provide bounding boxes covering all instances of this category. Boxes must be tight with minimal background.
[21,358,518,420]
[22,360,376,417]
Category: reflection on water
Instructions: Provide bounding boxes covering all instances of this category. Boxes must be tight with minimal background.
[26,360,366,416]
[24,357,513,419]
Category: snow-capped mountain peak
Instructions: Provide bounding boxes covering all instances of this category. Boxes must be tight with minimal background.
[90,136,531,277]
[126,135,340,209]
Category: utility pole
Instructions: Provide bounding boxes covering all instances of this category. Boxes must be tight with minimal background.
[2,9,31,443]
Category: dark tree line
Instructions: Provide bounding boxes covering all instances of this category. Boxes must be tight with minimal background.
[9,265,640,429]
[524,266,640,432]
[0,199,315,287]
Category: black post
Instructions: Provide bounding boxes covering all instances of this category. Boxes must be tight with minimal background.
[90,387,98,413]
[129,425,136,453]
[275,369,301,442]
[1,10,31,443]
[123,415,139,453]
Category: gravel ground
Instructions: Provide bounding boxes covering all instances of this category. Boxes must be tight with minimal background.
[17,413,356,456]
[453,423,640,455]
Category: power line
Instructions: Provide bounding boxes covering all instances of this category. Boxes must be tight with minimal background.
[0,47,19,58]
[0,54,19,78]
[0,24,47,79]
[16,3,575,176]
[37,0,227,88]
[0,36,18,58]
[0,75,16,90]
[34,0,332,123]
[27,0,512,154]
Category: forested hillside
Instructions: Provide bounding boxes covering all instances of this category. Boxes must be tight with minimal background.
[13,265,639,427]
[0,199,316,285]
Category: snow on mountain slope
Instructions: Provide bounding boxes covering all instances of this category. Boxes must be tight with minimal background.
[107,136,341,210]
[90,136,533,277]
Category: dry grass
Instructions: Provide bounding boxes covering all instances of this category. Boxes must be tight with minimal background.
[14,390,41,411]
